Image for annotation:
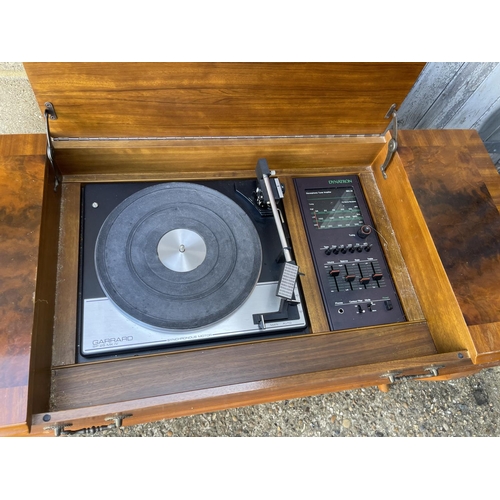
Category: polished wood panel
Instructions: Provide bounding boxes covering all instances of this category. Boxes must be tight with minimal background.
[50,321,436,411]
[52,136,386,177]
[0,134,45,156]
[372,135,472,355]
[51,184,80,367]
[31,350,469,436]
[398,130,500,364]
[398,130,500,328]
[469,322,500,364]
[358,171,425,322]
[28,163,61,415]
[0,147,46,429]
[24,63,424,138]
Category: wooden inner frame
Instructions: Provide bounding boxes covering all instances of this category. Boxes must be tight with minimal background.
[31,134,472,415]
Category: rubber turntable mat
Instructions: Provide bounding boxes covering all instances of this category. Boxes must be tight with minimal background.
[94,182,262,330]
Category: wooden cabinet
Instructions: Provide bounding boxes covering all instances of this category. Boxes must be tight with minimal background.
[1,64,499,436]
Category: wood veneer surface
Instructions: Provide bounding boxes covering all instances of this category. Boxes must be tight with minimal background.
[24,63,424,139]
[0,135,46,428]
[33,351,469,435]
[51,322,436,411]
[398,130,500,328]
[52,137,386,177]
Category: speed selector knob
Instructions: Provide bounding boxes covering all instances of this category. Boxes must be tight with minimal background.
[357,225,372,239]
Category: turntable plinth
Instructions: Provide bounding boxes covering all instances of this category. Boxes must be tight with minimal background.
[1,64,500,436]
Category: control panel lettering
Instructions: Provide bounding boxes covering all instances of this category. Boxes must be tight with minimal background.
[294,175,405,330]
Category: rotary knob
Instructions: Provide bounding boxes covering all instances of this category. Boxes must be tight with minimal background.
[357,225,372,239]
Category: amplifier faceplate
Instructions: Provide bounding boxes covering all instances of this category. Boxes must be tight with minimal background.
[294,175,405,330]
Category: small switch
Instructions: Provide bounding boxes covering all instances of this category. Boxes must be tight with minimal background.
[384,299,393,310]
[357,304,364,313]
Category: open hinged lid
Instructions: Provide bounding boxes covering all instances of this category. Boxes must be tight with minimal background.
[24,63,424,139]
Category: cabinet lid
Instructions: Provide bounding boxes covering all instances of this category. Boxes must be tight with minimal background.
[24,62,424,139]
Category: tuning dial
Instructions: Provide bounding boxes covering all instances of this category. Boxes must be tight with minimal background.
[357,225,372,239]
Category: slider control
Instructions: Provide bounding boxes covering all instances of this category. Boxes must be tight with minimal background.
[329,267,340,277]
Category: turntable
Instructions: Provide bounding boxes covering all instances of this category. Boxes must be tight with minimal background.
[79,160,307,358]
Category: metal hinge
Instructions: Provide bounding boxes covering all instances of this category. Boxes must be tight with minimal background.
[44,413,132,436]
[380,104,398,179]
[44,102,62,191]
[381,365,445,384]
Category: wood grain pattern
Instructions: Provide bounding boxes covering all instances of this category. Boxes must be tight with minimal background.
[0,134,45,156]
[51,184,80,367]
[398,130,500,328]
[398,130,500,364]
[24,63,424,139]
[469,322,500,364]
[372,134,472,355]
[30,350,468,436]
[358,171,425,322]
[50,321,435,411]
[28,162,61,415]
[52,136,386,177]
[0,150,46,429]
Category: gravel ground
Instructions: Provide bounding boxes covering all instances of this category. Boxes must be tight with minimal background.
[93,369,500,437]
[2,62,500,438]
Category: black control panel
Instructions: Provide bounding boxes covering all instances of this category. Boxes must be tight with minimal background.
[294,175,405,330]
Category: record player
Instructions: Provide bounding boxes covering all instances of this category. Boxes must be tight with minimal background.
[78,164,308,359]
[2,63,500,436]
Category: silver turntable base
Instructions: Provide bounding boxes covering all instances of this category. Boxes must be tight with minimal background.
[82,282,306,355]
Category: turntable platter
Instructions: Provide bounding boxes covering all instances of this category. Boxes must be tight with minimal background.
[95,182,263,330]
